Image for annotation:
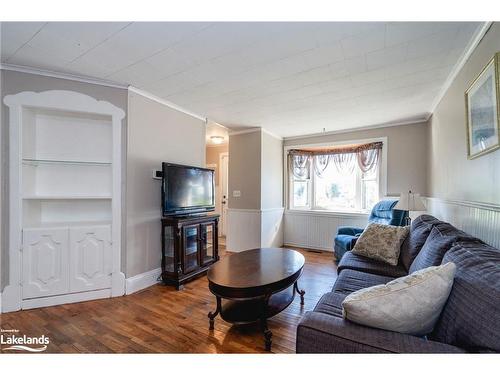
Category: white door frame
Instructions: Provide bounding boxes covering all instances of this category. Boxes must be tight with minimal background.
[219,152,229,236]
[2,90,126,312]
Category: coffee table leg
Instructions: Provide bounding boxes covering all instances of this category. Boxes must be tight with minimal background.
[294,281,305,305]
[208,296,221,330]
[260,318,272,352]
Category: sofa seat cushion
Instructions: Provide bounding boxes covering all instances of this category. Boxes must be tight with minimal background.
[313,291,346,318]
[430,241,500,352]
[332,268,394,297]
[400,215,442,271]
[338,251,408,278]
[409,225,472,273]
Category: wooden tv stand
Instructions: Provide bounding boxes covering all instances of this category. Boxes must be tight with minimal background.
[160,214,219,290]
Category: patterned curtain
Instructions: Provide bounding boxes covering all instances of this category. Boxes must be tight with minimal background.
[289,154,311,179]
[357,148,380,173]
[313,154,331,177]
[331,153,356,175]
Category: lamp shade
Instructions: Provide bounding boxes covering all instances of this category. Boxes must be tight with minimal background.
[394,191,426,211]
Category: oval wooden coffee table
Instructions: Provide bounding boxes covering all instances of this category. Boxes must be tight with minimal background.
[207,248,305,351]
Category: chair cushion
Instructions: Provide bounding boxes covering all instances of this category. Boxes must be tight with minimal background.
[338,251,408,278]
[342,262,456,336]
[430,241,500,352]
[400,215,441,271]
[332,268,394,297]
[409,225,471,273]
[335,234,356,250]
[352,223,409,265]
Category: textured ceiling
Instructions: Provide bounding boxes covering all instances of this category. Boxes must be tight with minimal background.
[1,22,481,137]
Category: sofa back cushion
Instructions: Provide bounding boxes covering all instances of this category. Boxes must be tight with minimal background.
[400,215,441,271]
[430,241,500,352]
[409,224,472,274]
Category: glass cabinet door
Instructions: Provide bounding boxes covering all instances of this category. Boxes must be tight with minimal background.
[200,222,216,266]
[182,224,200,273]
[163,225,175,273]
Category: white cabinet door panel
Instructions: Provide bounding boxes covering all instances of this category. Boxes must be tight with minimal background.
[69,226,112,292]
[22,228,69,299]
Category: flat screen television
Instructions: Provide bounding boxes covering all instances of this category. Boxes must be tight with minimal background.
[162,163,215,217]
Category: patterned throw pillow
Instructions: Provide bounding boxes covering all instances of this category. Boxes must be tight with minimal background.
[342,262,456,336]
[352,223,410,265]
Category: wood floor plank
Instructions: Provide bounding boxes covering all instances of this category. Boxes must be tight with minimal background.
[0,245,337,353]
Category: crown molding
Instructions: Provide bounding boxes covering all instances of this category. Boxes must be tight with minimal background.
[207,120,230,131]
[227,127,283,140]
[283,117,427,141]
[261,128,283,141]
[228,127,262,136]
[428,21,493,117]
[0,63,128,90]
[128,86,207,122]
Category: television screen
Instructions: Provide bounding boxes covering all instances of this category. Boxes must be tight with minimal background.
[162,163,215,216]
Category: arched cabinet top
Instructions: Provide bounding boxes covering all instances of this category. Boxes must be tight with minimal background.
[3,90,125,120]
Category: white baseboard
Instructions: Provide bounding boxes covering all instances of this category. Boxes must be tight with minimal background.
[21,289,111,310]
[125,267,162,295]
[283,242,333,252]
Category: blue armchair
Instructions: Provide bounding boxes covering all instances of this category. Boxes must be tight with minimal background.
[333,200,408,261]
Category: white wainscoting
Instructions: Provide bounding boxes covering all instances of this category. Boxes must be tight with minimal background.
[426,197,500,249]
[284,210,368,251]
[261,208,285,248]
[227,209,262,252]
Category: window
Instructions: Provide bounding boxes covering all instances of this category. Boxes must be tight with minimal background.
[289,142,382,213]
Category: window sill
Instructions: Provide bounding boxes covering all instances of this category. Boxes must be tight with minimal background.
[285,209,370,218]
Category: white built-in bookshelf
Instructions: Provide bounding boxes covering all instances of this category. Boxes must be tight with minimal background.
[2,90,126,312]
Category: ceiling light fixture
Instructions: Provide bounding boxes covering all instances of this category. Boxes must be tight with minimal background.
[210,136,225,145]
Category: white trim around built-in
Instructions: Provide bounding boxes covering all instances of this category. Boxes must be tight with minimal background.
[125,268,162,295]
[128,86,207,122]
[428,21,493,117]
[21,289,111,310]
[2,90,126,313]
[0,63,128,90]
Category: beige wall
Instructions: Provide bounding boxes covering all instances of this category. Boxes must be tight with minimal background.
[126,91,206,278]
[226,129,284,251]
[284,121,428,196]
[428,23,500,205]
[228,131,262,210]
[0,70,128,291]
[261,131,283,209]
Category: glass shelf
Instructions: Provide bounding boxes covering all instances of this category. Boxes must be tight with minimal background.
[22,158,112,166]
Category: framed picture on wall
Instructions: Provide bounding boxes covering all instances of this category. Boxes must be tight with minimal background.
[465,52,500,159]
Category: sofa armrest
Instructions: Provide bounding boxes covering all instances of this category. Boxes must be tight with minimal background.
[296,312,465,353]
[337,226,364,236]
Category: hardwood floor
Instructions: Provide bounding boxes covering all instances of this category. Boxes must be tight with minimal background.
[0,244,337,353]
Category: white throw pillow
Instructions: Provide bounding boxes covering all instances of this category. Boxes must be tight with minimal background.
[342,262,456,336]
[352,223,409,265]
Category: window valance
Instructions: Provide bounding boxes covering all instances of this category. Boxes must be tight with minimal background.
[288,141,382,179]
[288,141,382,156]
